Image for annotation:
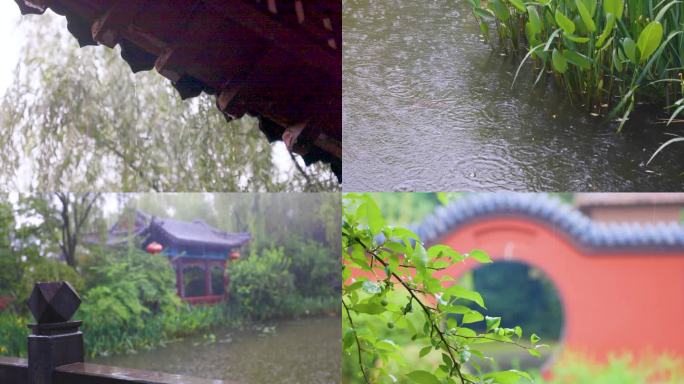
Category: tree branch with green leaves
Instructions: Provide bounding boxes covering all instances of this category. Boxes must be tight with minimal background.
[342,193,546,384]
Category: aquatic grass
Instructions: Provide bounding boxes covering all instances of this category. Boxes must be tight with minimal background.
[469,0,684,133]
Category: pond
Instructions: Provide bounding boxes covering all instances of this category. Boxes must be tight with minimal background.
[91,316,341,384]
[343,0,684,191]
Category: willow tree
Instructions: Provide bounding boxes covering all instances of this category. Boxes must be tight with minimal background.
[0,12,338,192]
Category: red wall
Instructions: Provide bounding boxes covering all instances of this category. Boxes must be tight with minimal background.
[433,217,684,360]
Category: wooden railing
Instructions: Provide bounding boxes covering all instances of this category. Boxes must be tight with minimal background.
[0,281,230,384]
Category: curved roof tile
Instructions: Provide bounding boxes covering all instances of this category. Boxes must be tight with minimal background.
[412,193,684,251]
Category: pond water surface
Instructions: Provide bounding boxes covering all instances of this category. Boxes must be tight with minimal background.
[343,0,684,191]
[91,316,340,384]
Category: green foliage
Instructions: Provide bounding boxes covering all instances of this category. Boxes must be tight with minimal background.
[468,0,684,136]
[229,247,296,320]
[343,193,542,384]
[0,198,84,303]
[368,193,443,226]
[535,353,684,383]
[285,238,340,297]
[0,312,27,357]
[0,193,341,359]
[18,257,84,304]
[469,262,563,340]
[77,247,182,356]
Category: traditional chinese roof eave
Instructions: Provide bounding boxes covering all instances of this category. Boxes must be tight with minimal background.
[414,193,684,253]
[14,0,341,181]
[149,218,251,250]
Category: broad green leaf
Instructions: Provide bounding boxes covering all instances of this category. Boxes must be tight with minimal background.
[427,244,460,260]
[527,6,542,35]
[463,310,484,323]
[473,7,494,19]
[468,249,492,263]
[554,10,575,34]
[350,243,371,270]
[528,348,542,358]
[411,242,429,269]
[530,333,541,344]
[489,0,511,21]
[622,37,638,64]
[406,370,441,384]
[342,329,355,349]
[603,0,623,19]
[562,50,592,69]
[391,227,420,242]
[485,316,502,331]
[423,276,443,294]
[456,327,477,337]
[376,339,398,351]
[596,13,616,47]
[563,32,590,43]
[575,0,596,32]
[445,285,486,308]
[384,240,405,255]
[364,197,385,234]
[508,0,525,12]
[419,345,432,358]
[484,370,531,384]
[552,49,568,73]
[514,326,523,338]
[353,302,386,314]
[441,304,473,314]
[442,352,453,368]
[581,0,597,15]
[637,21,663,63]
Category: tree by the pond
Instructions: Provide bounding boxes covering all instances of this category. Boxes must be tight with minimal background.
[0,13,338,192]
[342,193,543,384]
[0,193,341,358]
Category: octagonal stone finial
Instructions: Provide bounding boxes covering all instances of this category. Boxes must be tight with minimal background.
[27,281,81,324]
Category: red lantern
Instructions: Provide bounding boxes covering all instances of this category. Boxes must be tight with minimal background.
[229,250,240,260]
[146,242,163,254]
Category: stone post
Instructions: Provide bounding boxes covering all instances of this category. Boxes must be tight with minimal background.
[26,281,84,384]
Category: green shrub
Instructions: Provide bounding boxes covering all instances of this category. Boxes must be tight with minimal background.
[0,312,27,357]
[536,353,684,383]
[285,238,340,298]
[229,247,295,320]
[77,247,181,356]
[19,257,84,303]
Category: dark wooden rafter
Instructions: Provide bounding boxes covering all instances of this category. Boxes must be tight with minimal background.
[14,0,342,181]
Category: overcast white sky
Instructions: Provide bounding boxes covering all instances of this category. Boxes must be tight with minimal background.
[0,3,303,186]
[0,2,22,95]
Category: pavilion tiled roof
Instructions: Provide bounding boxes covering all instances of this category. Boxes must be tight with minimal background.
[150,217,250,248]
[14,0,341,181]
[413,193,684,251]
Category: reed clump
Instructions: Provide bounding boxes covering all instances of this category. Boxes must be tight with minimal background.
[468,0,684,131]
